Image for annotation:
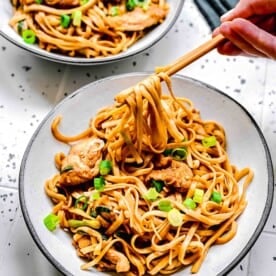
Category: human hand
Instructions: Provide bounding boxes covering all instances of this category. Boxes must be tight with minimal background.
[213,0,276,58]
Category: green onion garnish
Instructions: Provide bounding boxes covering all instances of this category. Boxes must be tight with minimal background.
[171,147,188,160]
[35,0,43,3]
[60,14,71,28]
[126,0,136,11]
[22,29,36,44]
[94,176,105,191]
[68,219,100,229]
[72,10,82,27]
[136,0,149,10]
[167,208,183,227]
[74,195,88,210]
[202,136,217,148]
[163,148,173,156]
[183,198,197,209]
[95,206,111,215]
[90,190,101,200]
[126,0,148,11]
[90,210,98,218]
[99,160,112,176]
[211,191,222,203]
[152,179,164,193]
[43,213,60,231]
[193,188,204,204]
[110,6,119,16]
[80,0,89,5]
[60,165,73,173]
[163,146,187,160]
[144,187,159,201]
[17,20,25,35]
[158,200,172,212]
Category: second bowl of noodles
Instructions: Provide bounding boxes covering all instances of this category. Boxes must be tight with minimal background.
[0,0,184,65]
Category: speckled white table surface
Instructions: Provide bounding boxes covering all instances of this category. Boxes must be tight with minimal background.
[0,1,275,275]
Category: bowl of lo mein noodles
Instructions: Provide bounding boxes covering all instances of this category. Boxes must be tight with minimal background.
[0,0,183,65]
[19,72,274,275]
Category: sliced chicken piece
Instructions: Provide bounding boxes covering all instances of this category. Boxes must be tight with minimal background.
[104,248,130,273]
[154,155,172,168]
[146,160,193,189]
[108,5,168,31]
[59,137,105,186]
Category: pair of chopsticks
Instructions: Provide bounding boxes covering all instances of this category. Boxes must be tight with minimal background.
[156,34,225,76]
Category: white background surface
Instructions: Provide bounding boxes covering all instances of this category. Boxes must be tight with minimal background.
[0,0,276,275]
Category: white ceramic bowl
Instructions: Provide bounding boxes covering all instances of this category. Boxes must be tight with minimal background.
[19,73,274,276]
[0,1,184,65]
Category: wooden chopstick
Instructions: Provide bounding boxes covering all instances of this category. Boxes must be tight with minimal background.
[117,35,226,98]
[155,34,226,76]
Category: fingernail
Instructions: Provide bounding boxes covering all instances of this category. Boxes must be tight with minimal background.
[221,9,234,21]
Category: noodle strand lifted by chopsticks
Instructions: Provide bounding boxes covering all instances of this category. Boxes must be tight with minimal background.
[10,0,169,58]
[44,72,253,275]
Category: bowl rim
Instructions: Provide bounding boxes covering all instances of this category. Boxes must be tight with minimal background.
[19,72,274,276]
[0,1,184,65]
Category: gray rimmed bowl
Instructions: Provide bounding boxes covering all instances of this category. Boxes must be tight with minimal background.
[19,73,274,275]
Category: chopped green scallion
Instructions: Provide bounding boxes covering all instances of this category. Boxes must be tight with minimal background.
[183,198,197,209]
[126,0,148,11]
[167,208,183,227]
[152,179,164,193]
[74,195,88,210]
[80,0,89,5]
[60,14,71,28]
[90,190,101,200]
[68,219,100,229]
[95,206,111,215]
[171,147,188,160]
[202,136,217,148]
[158,200,172,212]
[35,0,43,3]
[144,187,159,201]
[211,191,222,203]
[110,6,119,16]
[22,29,36,44]
[93,176,105,191]
[126,0,137,11]
[90,210,98,218]
[193,188,204,204]
[99,160,112,176]
[17,20,25,35]
[43,213,60,231]
[60,165,73,173]
[72,10,82,26]
[163,148,173,156]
